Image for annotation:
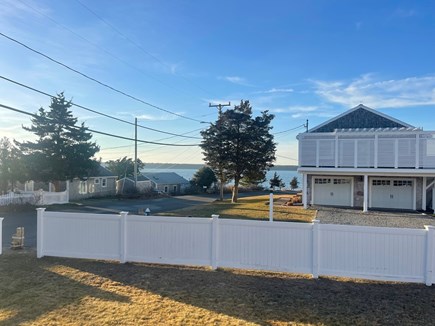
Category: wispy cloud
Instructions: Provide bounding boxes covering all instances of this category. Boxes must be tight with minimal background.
[313,74,435,108]
[269,105,337,119]
[219,76,253,86]
[392,8,417,18]
[258,87,294,94]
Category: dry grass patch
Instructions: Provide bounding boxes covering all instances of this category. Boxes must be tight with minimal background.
[1,250,435,325]
[160,194,315,222]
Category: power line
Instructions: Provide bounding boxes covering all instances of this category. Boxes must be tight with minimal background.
[276,154,298,162]
[74,0,215,98]
[0,103,200,147]
[16,0,206,103]
[273,124,305,135]
[0,75,201,139]
[0,31,205,123]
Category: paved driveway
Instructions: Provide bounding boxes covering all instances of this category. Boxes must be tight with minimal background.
[1,192,260,249]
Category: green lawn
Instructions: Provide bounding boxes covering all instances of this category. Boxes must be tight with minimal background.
[159,194,315,223]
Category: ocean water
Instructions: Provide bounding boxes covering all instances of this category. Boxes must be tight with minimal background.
[141,168,301,189]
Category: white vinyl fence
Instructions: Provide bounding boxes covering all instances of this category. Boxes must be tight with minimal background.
[36,208,435,286]
[0,217,3,255]
[0,190,68,206]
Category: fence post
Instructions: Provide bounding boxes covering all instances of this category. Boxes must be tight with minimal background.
[269,189,274,222]
[119,211,128,263]
[424,225,434,286]
[0,217,3,255]
[36,208,46,258]
[312,219,320,278]
[211,214,220,270]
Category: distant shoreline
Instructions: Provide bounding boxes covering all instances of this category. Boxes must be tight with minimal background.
[143,163,298,171]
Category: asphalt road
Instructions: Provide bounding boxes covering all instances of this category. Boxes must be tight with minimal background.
[1,191,270,249]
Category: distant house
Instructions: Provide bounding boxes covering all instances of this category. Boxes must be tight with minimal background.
[297,104,435,211]
[116,175,152,195]
[142,172,190,195]
[69,165,117,201]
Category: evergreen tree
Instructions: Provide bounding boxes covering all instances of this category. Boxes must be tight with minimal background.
[269,172,284,190]
[18,93,100,186]
[0,137,24,192]
[290,176,299,190]
[201,100,276,202]
[106,156,145,179]
[190,166,217,192]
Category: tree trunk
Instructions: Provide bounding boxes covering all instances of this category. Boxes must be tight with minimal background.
[219,170,224,201]
[232,178,239,203]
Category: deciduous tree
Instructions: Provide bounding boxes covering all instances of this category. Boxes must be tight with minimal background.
[201,100,276,202]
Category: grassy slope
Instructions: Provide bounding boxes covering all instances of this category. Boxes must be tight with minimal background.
[159,194,315,223]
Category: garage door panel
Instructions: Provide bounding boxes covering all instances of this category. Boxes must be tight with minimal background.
[313,178,352,207]
[371,179,413,210]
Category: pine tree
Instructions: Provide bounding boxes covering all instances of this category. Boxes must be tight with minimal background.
[191,166,217,191]
[201,100,276,202]
[106,156,145,179]
[290,176,299,190]
[269,172,284,190]
[18,93,100,185]
[0,137,24,192]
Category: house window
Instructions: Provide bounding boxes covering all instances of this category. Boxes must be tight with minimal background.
[372,180,390,186]
[173,185,177,193]
[79,181,87,194]
[314,178,331,184]
[101,178,107,187]
[94,178,100,185]
[393,180,412,187]
[333,179,350,184]
[164,186,168,193]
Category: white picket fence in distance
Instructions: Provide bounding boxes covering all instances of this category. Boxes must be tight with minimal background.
[0,190,68,206]
[36,208,435,286]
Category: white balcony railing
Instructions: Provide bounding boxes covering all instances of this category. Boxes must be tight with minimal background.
[298,130,435,169]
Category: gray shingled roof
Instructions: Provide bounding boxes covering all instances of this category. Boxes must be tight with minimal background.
[95,165,117,177]
[142,172,189,185]
[309,105,414,133]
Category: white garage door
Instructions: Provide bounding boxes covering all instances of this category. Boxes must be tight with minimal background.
[313,177,352,207]
[370,179,414,210]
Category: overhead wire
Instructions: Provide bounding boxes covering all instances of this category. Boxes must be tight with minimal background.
[74,0,215,98]
[0,75,201,139]
[16,0,206,103]
[273,124,305,135]
[0,103,200,147]
[0,31,206,123]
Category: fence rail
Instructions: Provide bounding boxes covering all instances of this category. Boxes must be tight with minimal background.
[36,209,435,286]
[0,217,3,255]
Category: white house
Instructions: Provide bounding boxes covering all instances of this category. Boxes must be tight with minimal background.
[297,104,435,212]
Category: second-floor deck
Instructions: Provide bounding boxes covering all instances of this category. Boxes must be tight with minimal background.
[298,128,435,169]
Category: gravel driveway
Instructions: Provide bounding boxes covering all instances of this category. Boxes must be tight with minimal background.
[313,206,435,229]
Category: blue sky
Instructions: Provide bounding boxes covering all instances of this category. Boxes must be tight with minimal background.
[1,0,435,164]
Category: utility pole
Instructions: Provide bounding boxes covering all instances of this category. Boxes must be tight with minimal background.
[134,117,137,188]
[209,102,231,116]
[304,119,309,132]
[209,102,231,201]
